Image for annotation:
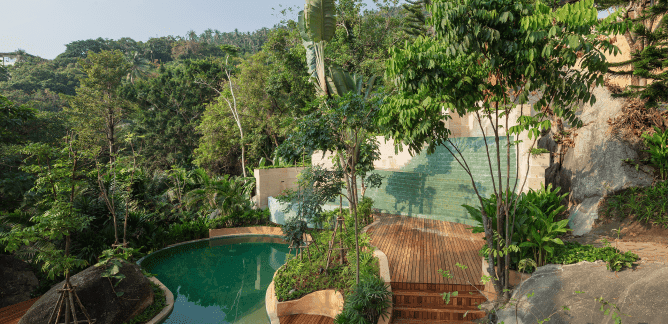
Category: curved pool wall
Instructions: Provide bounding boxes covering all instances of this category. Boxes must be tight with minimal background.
[137,235,291,324]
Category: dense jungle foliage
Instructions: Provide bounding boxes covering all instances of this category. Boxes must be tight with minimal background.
[0,0,414,297]
[1,0,666,314]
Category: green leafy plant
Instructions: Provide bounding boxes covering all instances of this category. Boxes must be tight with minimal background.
[124,280,166,324]
[94,246,145,297]
[281,217,309,254]
[334,272,392,324]
[467,184,570,271]
[517,203,571,267]
[640,125,668,181]
[595,296,631,324]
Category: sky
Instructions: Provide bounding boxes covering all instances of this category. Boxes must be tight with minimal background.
[0,0,405,61]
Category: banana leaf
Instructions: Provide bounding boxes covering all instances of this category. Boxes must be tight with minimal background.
[302,0,336,43]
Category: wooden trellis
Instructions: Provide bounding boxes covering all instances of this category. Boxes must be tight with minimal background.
[325,198,348,270]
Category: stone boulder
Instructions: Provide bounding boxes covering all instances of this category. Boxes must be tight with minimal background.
[19,259,154,324]
[536,85,667,236]
[0,254,39,309]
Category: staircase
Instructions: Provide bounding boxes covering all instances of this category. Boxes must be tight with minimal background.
[391,285,487,323]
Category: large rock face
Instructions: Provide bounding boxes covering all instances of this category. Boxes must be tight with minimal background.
[537,86,667,236]
[0,254,39,308]
[19,259,154,324]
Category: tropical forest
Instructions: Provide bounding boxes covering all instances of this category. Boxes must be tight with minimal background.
[1,0,667,323]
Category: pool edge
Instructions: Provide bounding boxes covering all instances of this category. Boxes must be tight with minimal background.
[145,276,175,324]
[136,226,299,324]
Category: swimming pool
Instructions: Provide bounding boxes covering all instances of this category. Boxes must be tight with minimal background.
[137,235,291,324]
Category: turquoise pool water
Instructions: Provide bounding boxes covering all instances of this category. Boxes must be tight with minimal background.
[138,235,291,324]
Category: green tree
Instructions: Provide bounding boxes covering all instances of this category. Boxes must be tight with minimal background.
[288,0,390,285]
[121,58,226,170]
[607,0,668,107]
[125,51,151,84]
[1,134,94,323]
[278,91,383,285]
[144,36,177,64]
[0,94,36,144]
[62,50,134,162]
[400,0,433,37]
[194,47,314,174]
[193,47,250,177]
[57,38,112,59]
[380,0,622,303]
[0,64,8,82]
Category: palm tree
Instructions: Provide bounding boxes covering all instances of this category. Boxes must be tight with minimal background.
[187,30,199,42]
[125,51,150,84]
[203,28,214,44]
[185,171,252,220]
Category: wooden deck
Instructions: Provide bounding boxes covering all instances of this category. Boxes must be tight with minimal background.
[0,297,39,324]
[279,314,334,324]
[366,214,489,323]
[367,214,487,289]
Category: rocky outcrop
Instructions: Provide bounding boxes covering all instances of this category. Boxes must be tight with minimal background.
[19,259,154,324]
[0,254,39,309]
[537,86,667,236]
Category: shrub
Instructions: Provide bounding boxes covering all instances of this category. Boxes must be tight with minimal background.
[334,272,392,324]
[465,183,570,269]
[274,226,379,302]
[281,217,309,251]
[125,280,166,324]
[480,241,640,273]
[164,217,208,246]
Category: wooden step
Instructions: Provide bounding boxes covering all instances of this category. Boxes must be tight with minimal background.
[393,306,487,322]
[390,282,485,293]
[393,290,488,311]
[392,319,479,324]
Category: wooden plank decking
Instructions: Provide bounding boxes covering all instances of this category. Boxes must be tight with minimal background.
[279,314,334,324]
[0,297,39,324]
[367,215,487,291]
[366,214,489,323]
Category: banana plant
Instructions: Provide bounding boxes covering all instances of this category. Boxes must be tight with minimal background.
[298,0,336,97]
[297,0,379,99]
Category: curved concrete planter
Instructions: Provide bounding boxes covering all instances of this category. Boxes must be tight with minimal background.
[265,263,343,323]
[373,248,393,324]
[144,276,174,324]
[266,216,393,324]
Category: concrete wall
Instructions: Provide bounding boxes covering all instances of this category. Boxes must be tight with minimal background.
[312,103,551,225]
[253,167,307,209]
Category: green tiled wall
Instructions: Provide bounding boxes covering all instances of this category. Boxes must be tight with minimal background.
[325,136,519,226]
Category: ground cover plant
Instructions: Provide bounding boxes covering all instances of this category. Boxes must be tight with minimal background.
[274,198,391,324]
[600,178,668,228]
[274,197,378,298]
[124,280,167,324]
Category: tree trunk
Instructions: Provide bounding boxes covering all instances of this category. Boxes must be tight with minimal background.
[503,102,512,302]
[107,104,115,163]
[350,164,361,286]
[493,101,507,303]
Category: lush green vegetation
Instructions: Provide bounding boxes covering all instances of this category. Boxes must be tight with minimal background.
[125,280,167,324]
[1,0,667,322]
[273,200,391,322]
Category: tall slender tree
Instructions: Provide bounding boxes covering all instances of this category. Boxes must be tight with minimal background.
[380,0,622,303]
[62,50,134,163]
